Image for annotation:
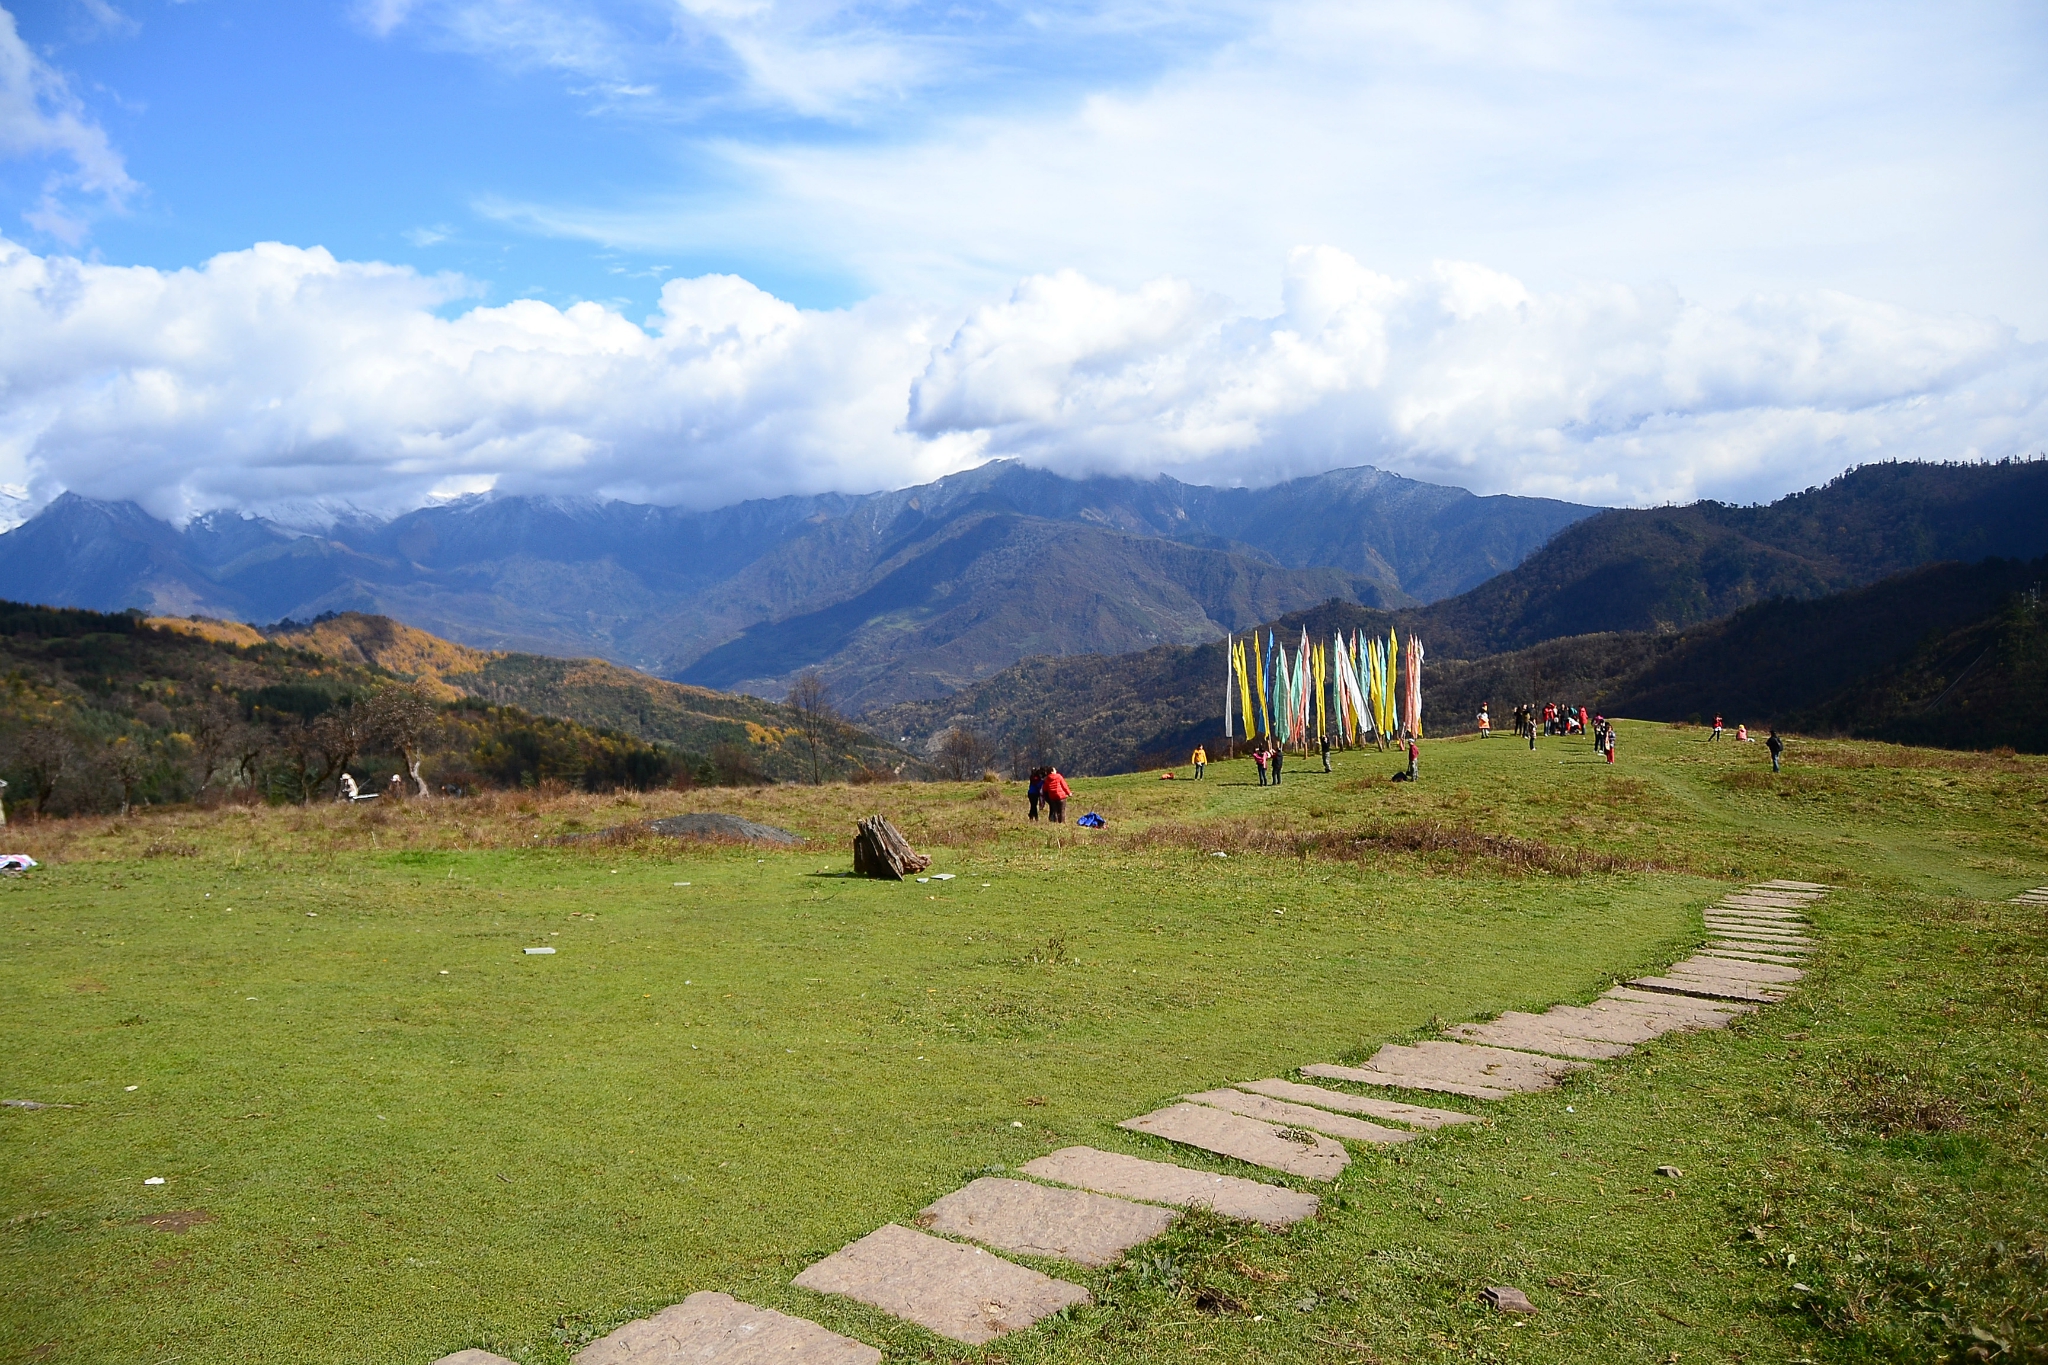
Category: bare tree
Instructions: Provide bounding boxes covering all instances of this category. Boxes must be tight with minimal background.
[936,726,993,781]
[364,681,436,796]
[14,726,73,816]
[313,704,364,800]
[785,670,837,785]
[103,736,151,816]
[185,696,241,792]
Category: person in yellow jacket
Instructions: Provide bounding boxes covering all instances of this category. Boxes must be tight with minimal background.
[1191,745,1207,779]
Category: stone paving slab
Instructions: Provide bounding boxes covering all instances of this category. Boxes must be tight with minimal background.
[1701,946,1811,966]
[1602,986,1755,1020]
[1657,962,1797,989]
[571,1292,881,1365]
[1629,975,1785,1003]
[434,1353,520,1365]
[1183,1087,1417,1144]
[1234,1078,1480,1129]
[916,1178,1175,1268]
[1708,908,1809,921]
[791,1224,1088,1346]
[1709,920,1810,932]
[1663,954,1803,982]
[1724,892,1815,905]
[1755,880,1830,890]
[2011,887,2048,903]
[1442,1015,1635,1060]
[1019,1146,1319,1227]
[1305,1041,1589,1100]
[1703,934,1815,950]
[1507,1004,1686,1045]
[1120,1102,1349,1179]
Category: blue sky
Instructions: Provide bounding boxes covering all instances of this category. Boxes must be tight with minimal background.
[0,1,2044,520]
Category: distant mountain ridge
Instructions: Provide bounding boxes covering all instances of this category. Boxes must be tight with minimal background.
[0,461,1595,710]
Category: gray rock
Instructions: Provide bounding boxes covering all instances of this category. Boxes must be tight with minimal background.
[1120,1102,1349,1179]
[916,1177,1175,1267]
[1019,1146,1319,1227]
[570,1292,879,1364]
[791,1224,1087,1346]
[1232,1078,1480,1129]
[1482,1286,1537,1315]
[1181,1088,1417,1144]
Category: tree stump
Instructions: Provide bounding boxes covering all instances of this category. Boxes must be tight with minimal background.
[853,815,931,880]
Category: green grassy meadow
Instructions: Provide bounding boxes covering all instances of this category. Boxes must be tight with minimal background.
[3,722,2044,1363]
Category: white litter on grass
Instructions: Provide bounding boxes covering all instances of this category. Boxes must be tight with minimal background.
[1212,852,1228,858]
[144,1177,164,1185]
[1011,1121,1024,1128]
[932,873,955,881]
[125,1085,138,1092]
[438,970,449,975]
[673,882,690,886]
[916,877,930,883]
[524,947,556,955]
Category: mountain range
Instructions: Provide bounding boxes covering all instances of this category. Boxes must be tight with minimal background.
[0,462,1592,711]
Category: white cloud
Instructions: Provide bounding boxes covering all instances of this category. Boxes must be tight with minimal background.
[0,235,2038,525]
[0,4,137,242]
[485,0,2048,338]
[909,248,2045,505]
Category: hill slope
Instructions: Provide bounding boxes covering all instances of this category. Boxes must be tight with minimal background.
[1417,459,2048,657]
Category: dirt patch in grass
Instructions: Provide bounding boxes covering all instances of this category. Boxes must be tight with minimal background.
[135,1210,213,1234]
[1820,1055,1971,1138]
[1122,818,1671,876]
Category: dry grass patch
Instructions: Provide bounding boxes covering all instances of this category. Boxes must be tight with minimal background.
[1121,817,1671,876]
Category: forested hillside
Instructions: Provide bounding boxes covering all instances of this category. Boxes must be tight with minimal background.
[0,604,913,816]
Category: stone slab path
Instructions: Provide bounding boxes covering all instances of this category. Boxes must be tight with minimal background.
[570,1293,881,1365]
[2012,886,2048,905]
[1019,1146,1321,1227]
[1119,1101,1351,1179]
[1232,1078,1481,1129]
[434,882,1828,1361]
[1182,1087,1418,1145]
[790,1224,1089,1346]
[915,1178,1176,1268]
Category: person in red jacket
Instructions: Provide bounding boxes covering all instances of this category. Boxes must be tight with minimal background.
[1042,767,1071,823]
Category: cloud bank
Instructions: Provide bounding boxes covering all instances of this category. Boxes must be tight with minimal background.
[0,235,2040,524]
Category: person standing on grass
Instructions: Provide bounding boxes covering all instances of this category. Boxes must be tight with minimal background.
[1192,744,1207,779]
[1027,767,1045,821]
[1043,766,1071,822]
[1767,729,1784,773]
[1321,733,1333,773]
[1407,736,1419,779]
[1271,741,1285,787]
[1478,704,1491,738]
[1604,723,1617,764]
[1712,714,1724,742]
[1254,743,1270,786]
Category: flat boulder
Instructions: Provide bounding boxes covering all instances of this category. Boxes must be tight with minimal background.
[647,813,804,846]
[792,1224,1087,1345]
[1019,1146,1318,1227]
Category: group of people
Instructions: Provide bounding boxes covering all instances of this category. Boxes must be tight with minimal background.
[1024,766,1071,822]
[1712,715,1786,770]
